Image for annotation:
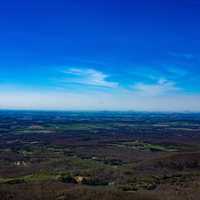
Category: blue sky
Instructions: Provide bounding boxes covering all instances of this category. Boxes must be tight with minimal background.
[0,0,200,111]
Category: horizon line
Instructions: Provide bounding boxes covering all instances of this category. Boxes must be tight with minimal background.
[0,108,200,114]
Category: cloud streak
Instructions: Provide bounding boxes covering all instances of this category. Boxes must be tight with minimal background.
[63,68,118,88]
[169,52,194,59]
[133,79,180,96]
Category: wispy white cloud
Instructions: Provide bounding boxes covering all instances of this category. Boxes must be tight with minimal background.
[0,66,199,111]
[133,79,180,96]
[169,52,194,59]
[63,68,118,88]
